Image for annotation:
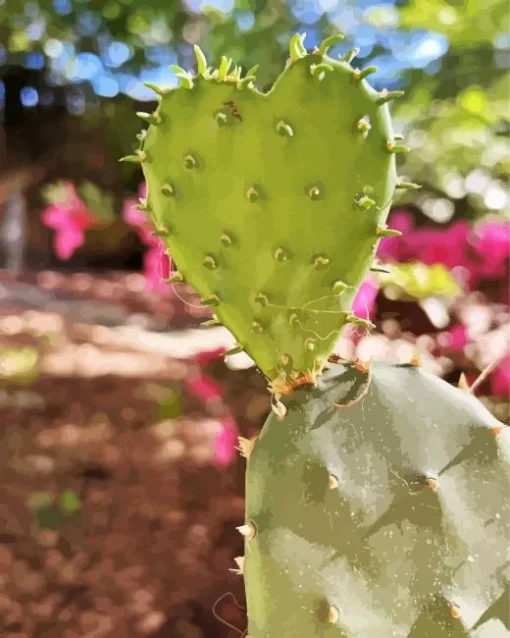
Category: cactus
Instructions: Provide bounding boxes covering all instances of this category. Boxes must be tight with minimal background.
[123,33,409,396]
[125,33,509,638]
[241,360,510,637]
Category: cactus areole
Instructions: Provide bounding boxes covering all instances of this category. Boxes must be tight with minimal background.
[126,33,509,638]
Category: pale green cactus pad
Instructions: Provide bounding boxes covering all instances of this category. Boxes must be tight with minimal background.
[241,360,510,637]
[124,34,412,391]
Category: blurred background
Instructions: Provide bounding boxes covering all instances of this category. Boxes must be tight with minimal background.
[0,0,509,636]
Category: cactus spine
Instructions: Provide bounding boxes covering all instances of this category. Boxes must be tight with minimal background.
[126,33,509,637]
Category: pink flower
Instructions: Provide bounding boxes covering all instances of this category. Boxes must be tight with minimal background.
[123,208,154,246]
[184,349,238,468]
[437,324,468,352]
[352,277,379,320]
[143,243,171,292]
[213,416,238,467]
[41,183,98,260]
[447,324,468,351]
[195,348,227,366]
[123,184,153,245]
[186,373,225,402]
[492,355,510,397]
[467,219,510,284]
[376,211,415,262]
[409,221,470,270]
[471,220,510,266]
[123,183,171,292]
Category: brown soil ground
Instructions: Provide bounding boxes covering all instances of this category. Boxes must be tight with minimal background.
[0,269,270,638]
[0,268,507,637]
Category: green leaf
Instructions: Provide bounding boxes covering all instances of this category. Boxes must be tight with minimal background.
[59,489,82,515]
[36,505,64,529]
[0,347,39,383]
[377,263,463,300]
[41,181,73,206]
[158,390,183,420]
[76,181,116,224]
[27,491,54,510]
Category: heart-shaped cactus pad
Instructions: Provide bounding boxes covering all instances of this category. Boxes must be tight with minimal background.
[124,33,411,394]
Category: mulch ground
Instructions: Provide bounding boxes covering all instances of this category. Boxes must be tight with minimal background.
[0,268,508,637]
[1,364,270,638]
[0,269,270,637]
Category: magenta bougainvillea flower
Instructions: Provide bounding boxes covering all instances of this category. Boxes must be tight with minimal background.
[122,184,171,292]
[186,367,238,466]
[378,212,510,289]
[186,373,226,403]
[437,324,468,352]
[378,213,470,270]
[352,276,379,320]
[195,347,227,366]
[184,346,239,468]
[213,416,239,467]
[40,183,99,260]
[492,355,510,397]
[142,241,171,289]
[468,220,510,285]
[376,210,415,263]
[446,324,469,351]
[471,220,510,266]
[410,221,470,271]
[187,347,228,398]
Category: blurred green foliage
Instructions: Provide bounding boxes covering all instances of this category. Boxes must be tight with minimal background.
[157,388,183,420]
[377,263,462,300]
[75,181,116,223]
[27,488,82,529]
[0,347,40,384]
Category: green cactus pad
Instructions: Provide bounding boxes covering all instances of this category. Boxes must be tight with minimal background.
[132,36,403,387]
[242,361,510,637]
